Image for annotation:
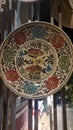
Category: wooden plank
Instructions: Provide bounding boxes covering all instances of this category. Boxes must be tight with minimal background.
[34,99,38,130]
[53,94,57,130]
[28,99,32,130]
[0,33,1,44]
[9,92,16,130]
[61,87,67,130]
[0,7,5,41]
[2,87,10,130]
[19,2,31,24]
[0,79,3,130]
[49,104,52,130]
[33,1,40,21]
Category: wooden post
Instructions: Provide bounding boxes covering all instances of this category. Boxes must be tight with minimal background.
[58,0,62,29]
[28,99,32,130]
[34,99,38,130]
[33,1,40,21]
[61,87,67,130]
[49,104,52,130]
[9,92,16,130]
[53,94,57,130]
[0,33,1,44]
[2,87,10,130]
[0,79,3,130]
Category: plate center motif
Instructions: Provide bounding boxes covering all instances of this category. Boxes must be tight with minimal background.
[16,39,58,82]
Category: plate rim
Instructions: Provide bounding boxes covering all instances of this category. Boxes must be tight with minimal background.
[0,21,73,99]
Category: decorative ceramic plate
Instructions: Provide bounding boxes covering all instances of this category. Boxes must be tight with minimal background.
[0,21,73,99]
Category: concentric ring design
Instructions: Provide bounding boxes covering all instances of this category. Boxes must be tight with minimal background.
[0,21,73,99]
[16,39,58,82]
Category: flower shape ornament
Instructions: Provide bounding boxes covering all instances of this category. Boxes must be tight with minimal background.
[32,26,46,38]
[23,82,38,94]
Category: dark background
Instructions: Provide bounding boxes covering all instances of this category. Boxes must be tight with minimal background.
[39,0,73,43]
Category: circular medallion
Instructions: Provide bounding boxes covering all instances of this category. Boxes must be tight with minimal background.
[0,21,73,99]
[16,39,57,82]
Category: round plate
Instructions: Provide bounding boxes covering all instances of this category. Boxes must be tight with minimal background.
[0,21,73,99]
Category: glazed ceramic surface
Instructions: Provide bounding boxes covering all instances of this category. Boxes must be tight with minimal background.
[0,21,73,99]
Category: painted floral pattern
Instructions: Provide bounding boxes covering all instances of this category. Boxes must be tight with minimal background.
[28,48,44,58]
[3,50,14,62]
[14,31,26,45]
[51,35,65,49]
[23,82,38,94]
[32,26,46,38]
[46,76,59,90]
[59,55,70,70]
[5,70,19,81]
[16,39,56,81]
[0,22,72,99]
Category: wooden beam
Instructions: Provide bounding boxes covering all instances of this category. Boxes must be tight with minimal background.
[9,92,16,130]
[53,94,57,130]
[34,99,38,130]
[28,99,32,130]
[0,79,3,130]
[61,87,67,130]
[2,87,9,130]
